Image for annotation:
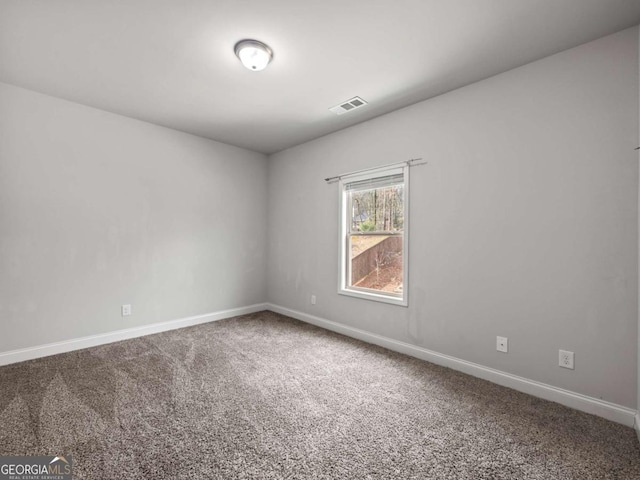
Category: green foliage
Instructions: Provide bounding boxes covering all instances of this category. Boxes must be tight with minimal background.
[360,220,376,231]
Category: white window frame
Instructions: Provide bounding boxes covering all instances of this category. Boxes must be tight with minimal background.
[338,164,409,307]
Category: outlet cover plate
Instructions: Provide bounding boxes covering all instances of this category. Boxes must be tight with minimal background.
[559,350,574,369]
[496,336,508,353]
[121,304,132,316]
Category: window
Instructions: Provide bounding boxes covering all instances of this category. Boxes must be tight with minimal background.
[338,165,408,306]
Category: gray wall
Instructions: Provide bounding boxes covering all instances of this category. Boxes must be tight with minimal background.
[0,82,268,353]
[267,28,639,408]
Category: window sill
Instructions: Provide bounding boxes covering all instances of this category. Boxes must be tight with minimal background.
[338,287,408,307]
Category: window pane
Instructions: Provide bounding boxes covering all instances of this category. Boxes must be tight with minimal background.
[347,184,404,295]
[349,185,404,233]
[350,234,403,294]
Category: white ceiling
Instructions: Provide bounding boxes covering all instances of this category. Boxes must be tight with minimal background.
[1,1,639,155]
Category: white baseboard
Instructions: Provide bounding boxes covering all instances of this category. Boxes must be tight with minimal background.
[0,303,268,367]
[267,303,637,428]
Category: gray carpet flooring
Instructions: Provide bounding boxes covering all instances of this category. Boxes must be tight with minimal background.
[1,311,639,479]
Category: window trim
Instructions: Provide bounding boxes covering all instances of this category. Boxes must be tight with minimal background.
[337,165,409,307]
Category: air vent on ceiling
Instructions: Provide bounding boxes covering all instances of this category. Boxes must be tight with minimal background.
[329,96,368,115]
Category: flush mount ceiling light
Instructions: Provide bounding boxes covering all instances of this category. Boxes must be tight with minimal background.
[234,39,273,71]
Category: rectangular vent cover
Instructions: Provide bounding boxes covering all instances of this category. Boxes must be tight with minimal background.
[329,96,368,115]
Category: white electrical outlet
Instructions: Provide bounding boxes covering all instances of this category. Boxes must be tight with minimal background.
[496,336,508,353]
[121,304,132,317]
[310,295,316,305]
[559,350,574,369]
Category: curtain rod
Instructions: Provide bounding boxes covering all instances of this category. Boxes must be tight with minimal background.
[324,158,426,184]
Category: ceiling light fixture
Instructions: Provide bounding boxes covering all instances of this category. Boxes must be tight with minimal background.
[234,39,273,71]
